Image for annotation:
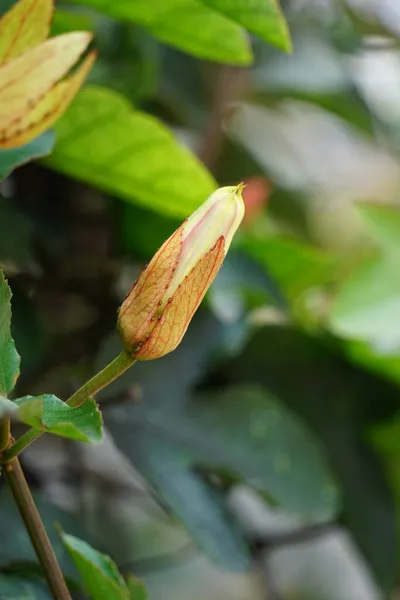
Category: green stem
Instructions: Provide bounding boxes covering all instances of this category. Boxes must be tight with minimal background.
[66,351,136,407]
[3,457,72,600]
[2,351,136,461]
[0,415,10,452]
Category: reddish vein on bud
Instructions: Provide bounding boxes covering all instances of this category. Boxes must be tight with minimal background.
[117,184,245,360]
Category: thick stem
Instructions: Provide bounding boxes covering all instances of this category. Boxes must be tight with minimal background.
[3,351,136,461]
[3,457,72,600]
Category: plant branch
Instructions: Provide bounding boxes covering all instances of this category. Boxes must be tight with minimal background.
[0,415,10,452]
[2,351,136,461]
[2,457,72,600]
[263,555,282,600]
[198,65,249,170]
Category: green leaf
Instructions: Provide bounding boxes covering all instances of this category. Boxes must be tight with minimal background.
[188,386,337,520]
[61,533,130,600]
[51,8,95,36]
[67,0,252,64]
[123,384,338,523]
[0,574,52,599]
[126,576,150,600]
[240,235,336,302]
[330,204,400,345]
[0,131,55,181]
[203,0,291,51]
[14,395,103,443]
[129,436,252,571]
[0,270,20,396]
[44,86,216,218]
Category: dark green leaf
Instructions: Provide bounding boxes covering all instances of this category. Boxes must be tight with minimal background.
[61,533,129,600]
[129,436,252,571]
[14,395,103,443]
[44,86,216,218]
[0,132,55,182]
[120,384,338,523]
[67,0,252,64]
[0,270,20,396]
[188,385,337,520]
[203,0,291,51]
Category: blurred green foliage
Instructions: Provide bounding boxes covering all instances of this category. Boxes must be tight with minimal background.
[2,0,400,599]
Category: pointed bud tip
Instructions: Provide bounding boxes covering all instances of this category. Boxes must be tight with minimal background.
[234,182,246,197]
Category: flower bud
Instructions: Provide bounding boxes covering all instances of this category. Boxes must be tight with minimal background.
[118,184,245,360]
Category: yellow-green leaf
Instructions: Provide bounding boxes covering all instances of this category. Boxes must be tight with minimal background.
[44,85,216,218]
[0,0,52,66]
[0,31,93,148]
[0,51,95,149]
[67,0,252,65]
[202,0,291,51]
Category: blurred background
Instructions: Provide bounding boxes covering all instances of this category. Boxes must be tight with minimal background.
[4,0,400,598]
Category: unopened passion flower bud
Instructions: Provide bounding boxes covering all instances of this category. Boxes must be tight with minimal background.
[118,184,245,360]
